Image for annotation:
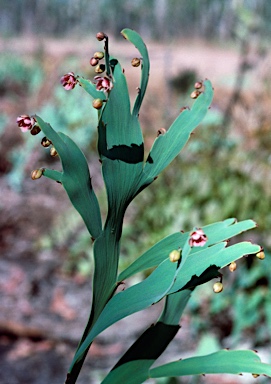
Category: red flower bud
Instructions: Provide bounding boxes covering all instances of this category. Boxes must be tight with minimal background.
[189,228,207,247]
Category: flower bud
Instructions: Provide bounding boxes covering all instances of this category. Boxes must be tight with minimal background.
[131,58,141,67]
[229,262,237,272]
[31,169,43,180]
[90,57,99,66]
[252,374,260,378]
[189,228,207,247]
[41,137,52,147]
[92,98,104,110]
[213,282,223,293]
[30,125,41,135]
[95,64,105,74]
[93,51,104,60]
[190,90,201,99]
[96,32,105,41]
[169,250,181,263]
[256,251,265,260]
[194,81,202,89]
[157,128,167,137]
[50,147,58,157]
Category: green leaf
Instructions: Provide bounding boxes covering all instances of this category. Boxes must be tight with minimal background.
[35,115,102,239]
[142,79,213,180]
[150,350,271,378]
[71,259,177,365]
[101,360,151,384]
[118,218,256,281]
[77,77,106,100]
[121,28,150,116]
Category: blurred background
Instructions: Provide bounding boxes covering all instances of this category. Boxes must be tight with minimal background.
[1,1,271,383]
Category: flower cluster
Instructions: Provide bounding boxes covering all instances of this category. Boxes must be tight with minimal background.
[94,76,113,93]
[60,72,78,90]
[189,228,207,247]
[17,115,38,133]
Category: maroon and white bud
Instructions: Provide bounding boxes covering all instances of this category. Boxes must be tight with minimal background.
[17,115,36,132]
[30,125,41,135]
[194,81,203,89]
[96,32,106,41]
[31,169,43,180]
[60,72,77,90]
[41,137,52,148]
[50,147,58,157]
[131,58,141,67]
[190,90,201,99]
[90,57,99,66]
[189,228,207,247]
[92,98,104,110]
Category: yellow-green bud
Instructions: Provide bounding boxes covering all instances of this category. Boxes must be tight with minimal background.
[41,137,51,148]
[190,90,201,99]
[95,64,105,74]
[50,147,58,157]
[256,251,265,260]
[96,32,105,41]
[92,99,104,110]
[229,262,237,272]
[31,169,43,180]
[94,51,104,60]
[131,58,141,67]
[213,282,223,293]
[169,250,181,262]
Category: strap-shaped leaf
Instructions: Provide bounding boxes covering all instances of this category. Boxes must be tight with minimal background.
[35,115,102,239]
[70,259,177,366]
[150,350,271,378]
[121,28,150,117]
[77,77,106,100]
[142,79,213,181]
[118,218,257,281]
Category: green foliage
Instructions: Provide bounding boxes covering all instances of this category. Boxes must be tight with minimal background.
[21,29,271,384]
